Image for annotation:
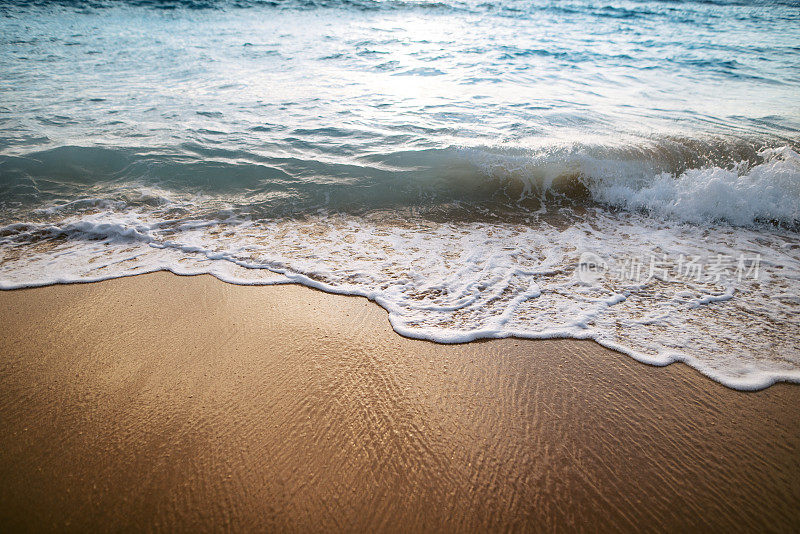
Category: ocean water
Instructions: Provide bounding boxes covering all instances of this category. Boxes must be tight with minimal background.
[1,0,799,389]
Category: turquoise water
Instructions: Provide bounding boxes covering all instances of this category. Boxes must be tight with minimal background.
[1,0,799,389]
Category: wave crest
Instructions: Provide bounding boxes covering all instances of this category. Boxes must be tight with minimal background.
[1,140,798,229]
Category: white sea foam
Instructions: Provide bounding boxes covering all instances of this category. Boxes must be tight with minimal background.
[588,147,800,227]
[1,198,798,391]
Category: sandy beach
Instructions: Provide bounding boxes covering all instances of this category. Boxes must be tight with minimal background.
[0,271,796,532]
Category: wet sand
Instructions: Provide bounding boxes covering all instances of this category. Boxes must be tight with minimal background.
[0,271,798,532]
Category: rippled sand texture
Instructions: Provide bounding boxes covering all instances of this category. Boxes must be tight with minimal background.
[0,272,798,532]
[2,1,800,391]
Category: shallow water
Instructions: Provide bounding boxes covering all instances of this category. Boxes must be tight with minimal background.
[1,0,799,389]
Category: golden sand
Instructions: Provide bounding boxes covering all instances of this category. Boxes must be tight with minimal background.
[0,272,798,531]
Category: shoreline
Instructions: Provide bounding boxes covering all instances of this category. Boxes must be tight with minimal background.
[1,271,798,531]
[3,268,795,392]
